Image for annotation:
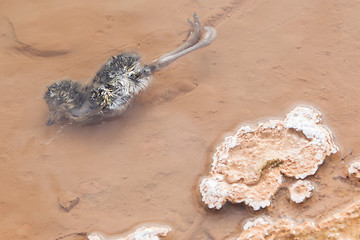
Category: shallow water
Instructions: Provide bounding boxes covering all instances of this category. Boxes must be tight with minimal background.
[1,0,360,239]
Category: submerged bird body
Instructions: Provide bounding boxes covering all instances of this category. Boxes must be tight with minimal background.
[44,14,216,125]
[87,53,153,112]
[45,53,153,125]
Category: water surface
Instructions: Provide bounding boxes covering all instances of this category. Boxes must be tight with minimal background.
[1,0,360,239]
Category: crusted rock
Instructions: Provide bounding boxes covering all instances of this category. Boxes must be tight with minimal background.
[57,191,79,212]
[289,180,314,204]
[200,168,282,210]
[236,216,315,240]
[348,159,360,179]
[87,225,171,240]
[235,201,360,240]
[200,106,338,210]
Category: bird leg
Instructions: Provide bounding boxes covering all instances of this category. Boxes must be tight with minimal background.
[156,13,202,60]
[150,13,216,71]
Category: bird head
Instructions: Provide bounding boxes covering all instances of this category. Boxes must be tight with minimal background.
[44,79,88,125]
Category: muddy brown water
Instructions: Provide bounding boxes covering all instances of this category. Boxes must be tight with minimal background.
[1,0,360,239]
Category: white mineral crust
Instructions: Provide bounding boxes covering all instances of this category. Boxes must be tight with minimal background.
[200,106,338,210]
[348,159,360,179]
[235,201,360,240]
[289,180,314,203]
[87,225,171,240]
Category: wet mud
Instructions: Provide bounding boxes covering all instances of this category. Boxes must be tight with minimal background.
[1,0,360,239]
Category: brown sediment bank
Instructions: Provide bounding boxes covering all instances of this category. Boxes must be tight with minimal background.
[1,0,360,239]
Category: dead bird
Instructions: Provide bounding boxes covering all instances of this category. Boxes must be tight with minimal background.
[44,13,216,125]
